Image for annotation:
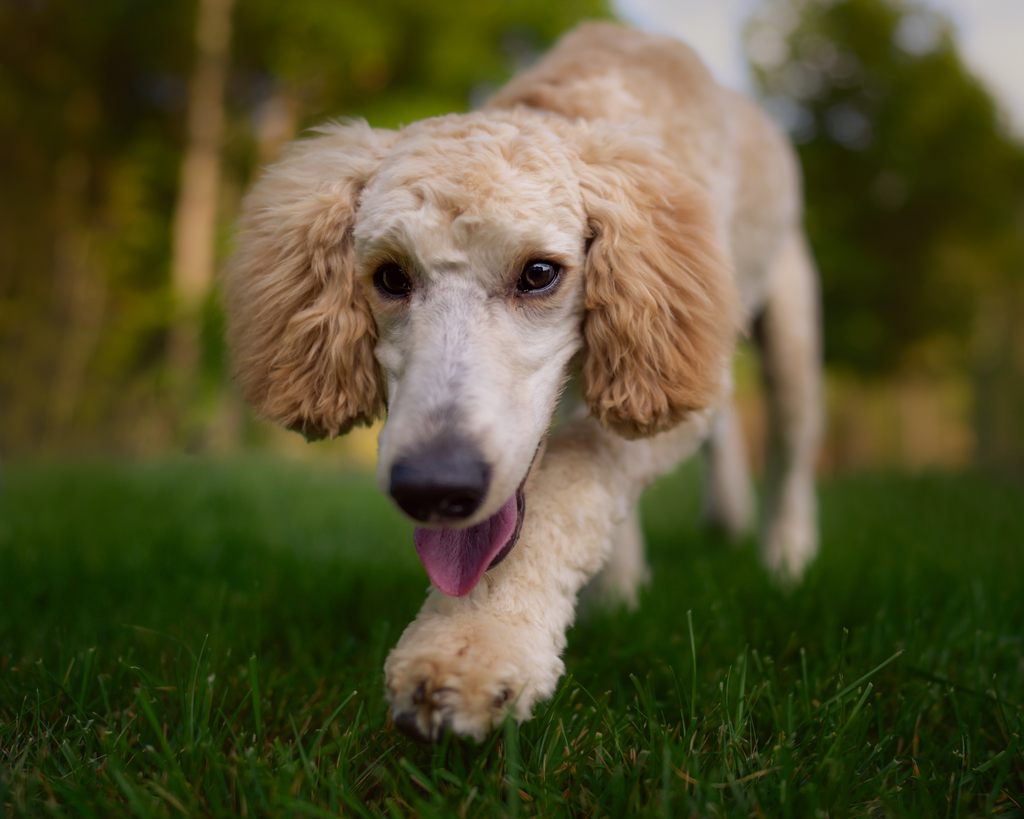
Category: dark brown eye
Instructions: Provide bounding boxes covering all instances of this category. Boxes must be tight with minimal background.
[517,260,560,293]
[374,263,411,297]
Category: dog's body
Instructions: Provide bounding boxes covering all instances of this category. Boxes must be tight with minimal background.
[226,23,822,742]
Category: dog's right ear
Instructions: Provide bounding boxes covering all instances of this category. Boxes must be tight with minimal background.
[573,127,741,439]
[225,121,398,440]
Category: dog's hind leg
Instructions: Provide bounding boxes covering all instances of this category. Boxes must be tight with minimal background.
[755,230,823,582]
[701,402,756,542]
[587,504,650,609]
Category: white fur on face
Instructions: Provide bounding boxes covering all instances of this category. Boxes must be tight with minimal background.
[352,115,589,524]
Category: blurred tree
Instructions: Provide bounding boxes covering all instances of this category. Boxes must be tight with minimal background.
[0,0,192,454]
[169,0,236,431]
[746,0,1024,468]
[0,0,609,457]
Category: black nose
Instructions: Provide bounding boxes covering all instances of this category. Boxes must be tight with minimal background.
[389,441,490,523]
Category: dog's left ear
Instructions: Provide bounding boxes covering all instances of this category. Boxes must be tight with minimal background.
[574,130,742,439]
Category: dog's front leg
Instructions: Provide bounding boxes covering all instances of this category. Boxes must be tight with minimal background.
[384,410,713,742]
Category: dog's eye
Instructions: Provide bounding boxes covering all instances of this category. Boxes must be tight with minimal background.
[517,260,560,293]
[374,263,412,298]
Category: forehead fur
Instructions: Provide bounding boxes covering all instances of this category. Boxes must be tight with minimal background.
[354,113,586,266]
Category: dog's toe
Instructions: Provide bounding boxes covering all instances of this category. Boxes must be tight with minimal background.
[390,681,437,743]
[388,678,457,744]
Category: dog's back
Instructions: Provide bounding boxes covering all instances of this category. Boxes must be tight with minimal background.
[488,22,801,314]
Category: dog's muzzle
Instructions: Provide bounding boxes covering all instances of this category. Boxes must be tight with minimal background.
[388,439,538,598]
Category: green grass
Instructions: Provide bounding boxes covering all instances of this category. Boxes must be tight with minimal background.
[0,456,1021,817]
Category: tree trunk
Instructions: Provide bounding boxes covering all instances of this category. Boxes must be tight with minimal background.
[168,0,235,436]
[973,283,1024,473]
[44,151,107,451]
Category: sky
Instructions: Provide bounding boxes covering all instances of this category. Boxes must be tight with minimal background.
[613,0,1024,138]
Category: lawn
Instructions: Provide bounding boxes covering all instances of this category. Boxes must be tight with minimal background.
[0,456,1021,817]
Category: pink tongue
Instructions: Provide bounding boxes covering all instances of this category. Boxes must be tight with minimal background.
[413,495,518,597]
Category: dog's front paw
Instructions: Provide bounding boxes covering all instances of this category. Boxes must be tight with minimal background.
[384,610,562,743]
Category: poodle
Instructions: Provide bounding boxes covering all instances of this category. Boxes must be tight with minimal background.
[225,22,822,743]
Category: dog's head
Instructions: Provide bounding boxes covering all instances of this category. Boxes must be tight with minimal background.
[226,113,739,595]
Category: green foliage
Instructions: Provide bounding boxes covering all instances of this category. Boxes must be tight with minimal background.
[1,459,1021,815]
[0,0,609,456]
[232,0,607,130]
[0,0,190,451]
[748,0,1024,375]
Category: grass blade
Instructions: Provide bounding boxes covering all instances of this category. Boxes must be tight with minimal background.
[249,653,263,759]
[814,650,903,715]
[687,609,697,724]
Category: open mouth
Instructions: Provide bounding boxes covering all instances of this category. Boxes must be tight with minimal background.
[412,471,529,598]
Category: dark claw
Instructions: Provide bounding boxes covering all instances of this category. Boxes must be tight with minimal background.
[393,708,442,744]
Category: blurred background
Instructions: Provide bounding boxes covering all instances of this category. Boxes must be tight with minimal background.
[1,0,1022,473]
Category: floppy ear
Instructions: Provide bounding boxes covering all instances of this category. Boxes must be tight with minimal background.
[575,130,742,439]
[225,121,398,439]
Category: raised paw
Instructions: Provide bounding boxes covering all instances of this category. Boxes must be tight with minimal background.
[384,610,562,743]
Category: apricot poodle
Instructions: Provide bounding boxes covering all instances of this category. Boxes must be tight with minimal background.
[225,22,823,743]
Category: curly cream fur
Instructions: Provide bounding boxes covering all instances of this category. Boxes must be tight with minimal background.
[574,130,739,437]
[225,22,823,742]
[225,122,397,438]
